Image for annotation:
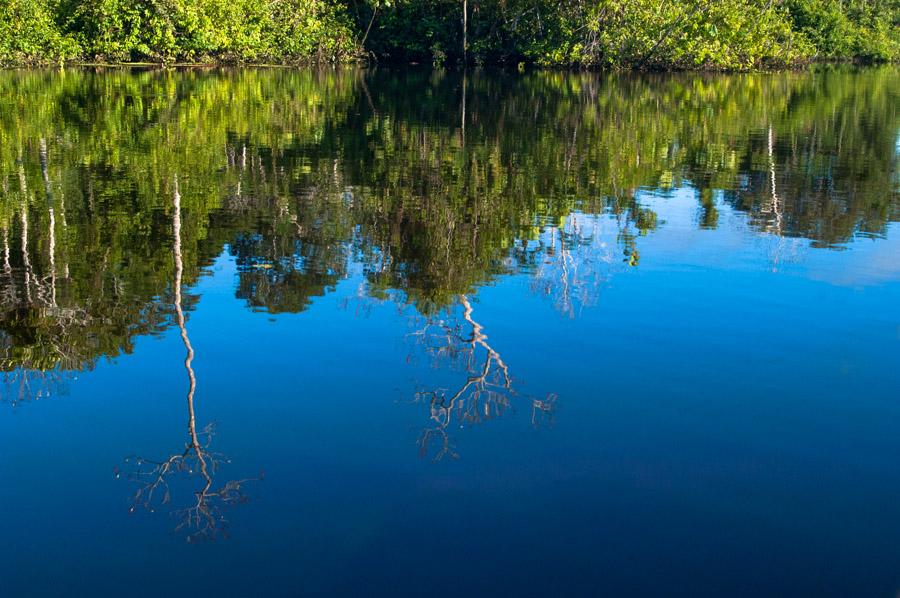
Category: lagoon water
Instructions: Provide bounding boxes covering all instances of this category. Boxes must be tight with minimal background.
[1,66,899,596]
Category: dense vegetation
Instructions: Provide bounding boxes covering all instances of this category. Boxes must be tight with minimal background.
[0,0,897,68]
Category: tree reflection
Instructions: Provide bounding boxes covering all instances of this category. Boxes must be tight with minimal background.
[0,67,895,435]
[530,214,618,318]
[124,177,258,542]
[760,125,804,271]
[410,294,555,459]
[2,143,87,404]
[1,68,896,370]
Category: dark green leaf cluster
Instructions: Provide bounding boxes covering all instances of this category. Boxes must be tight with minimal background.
[352,0,898,68]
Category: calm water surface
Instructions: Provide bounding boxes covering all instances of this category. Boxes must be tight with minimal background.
[1,66,899,596]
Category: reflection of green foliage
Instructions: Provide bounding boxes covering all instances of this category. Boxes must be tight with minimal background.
[0,68,359,375]
[0,66,897,378]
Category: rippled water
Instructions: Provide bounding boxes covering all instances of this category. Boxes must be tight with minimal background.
[1,66,899,596]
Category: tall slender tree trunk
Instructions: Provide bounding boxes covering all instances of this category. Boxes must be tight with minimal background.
[361,5,378,49]
[172,174,211,497]
[17,164,32,304]
[40,139,56,306]
[462,0,468,64]
[3,229,10,276]
[460,71,467,144]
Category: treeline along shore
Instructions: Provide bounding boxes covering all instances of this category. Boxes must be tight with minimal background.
[1,0,898,69]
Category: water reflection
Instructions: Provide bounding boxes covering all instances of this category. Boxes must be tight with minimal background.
[0,66,897,428]
[528,213,621,317]
[124,177,258,542]
[1,67,899,595]
[410,295,517,460]
[413,294,560,459]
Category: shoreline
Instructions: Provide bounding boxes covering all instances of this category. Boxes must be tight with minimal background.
[1,57,894,73]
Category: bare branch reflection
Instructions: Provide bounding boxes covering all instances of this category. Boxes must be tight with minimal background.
[410,294,555,460]
[123,175,259,542]
[531,214,617,318]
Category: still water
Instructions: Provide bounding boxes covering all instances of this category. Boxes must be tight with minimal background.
[1,66,898,596]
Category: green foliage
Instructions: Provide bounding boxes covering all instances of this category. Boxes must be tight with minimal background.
[354,0,896,67]
[1,0,897,66]
[570,0,813,69]
[2,0,359,64]
[786,0,900,61]
[0,0,80,65]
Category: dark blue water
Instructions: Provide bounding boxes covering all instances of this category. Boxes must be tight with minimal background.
[1,66,899,596]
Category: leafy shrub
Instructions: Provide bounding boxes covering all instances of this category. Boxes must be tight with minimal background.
[58,0,358,63]
[0,0,896,66]
[786,0,900,61]
[0,0,80,65]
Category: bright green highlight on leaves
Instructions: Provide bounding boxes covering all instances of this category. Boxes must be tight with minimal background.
[1,0,897,68]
